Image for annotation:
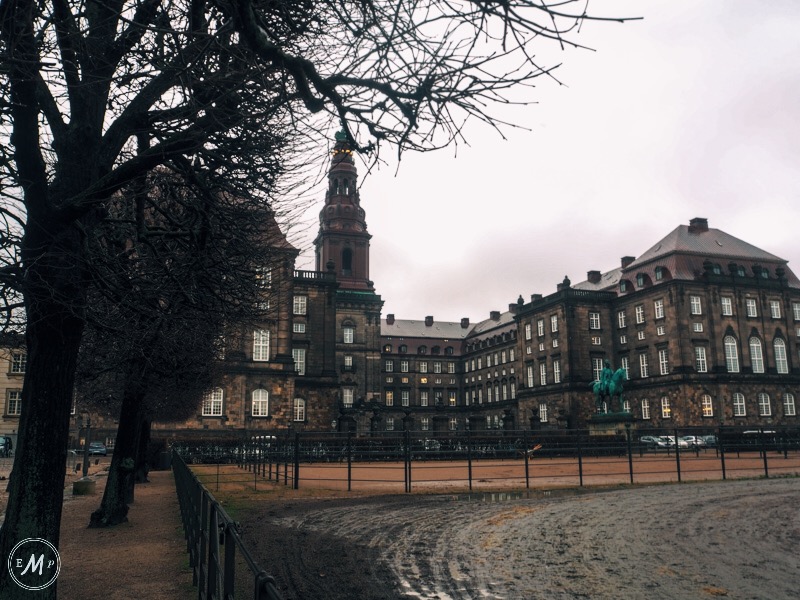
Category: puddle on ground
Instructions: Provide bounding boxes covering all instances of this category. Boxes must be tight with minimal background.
[456,491,540,503]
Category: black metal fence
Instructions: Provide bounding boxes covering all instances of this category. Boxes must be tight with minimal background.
[172,451,283,600]
[175,425,800,493]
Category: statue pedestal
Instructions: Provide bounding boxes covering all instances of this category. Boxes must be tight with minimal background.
[588,412,634,436]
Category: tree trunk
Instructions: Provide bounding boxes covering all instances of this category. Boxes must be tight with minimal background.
[89,371,146,528]
[134,419,151,485]
[0,288,85,599]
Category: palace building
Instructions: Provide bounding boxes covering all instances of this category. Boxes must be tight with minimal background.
[7,136,796,447]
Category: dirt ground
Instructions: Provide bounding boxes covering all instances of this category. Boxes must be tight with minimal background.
[238,477,800,600]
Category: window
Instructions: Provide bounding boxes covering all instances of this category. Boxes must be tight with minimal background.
[552,339,559,348]
[433,361,442,373]
[774,338,789,374]
[637,330,646,341]
[402,390,410,407]
[400,360,409,373]
[749,338,764,373]
[293,398,306,421]
[657,325,666,336]
[538,342,545,352]
[526,365,535,388]
[745,298,758,318]
[592,358,604,382]
[721,297,733,316]
[10,353,26,374]
[589,312,601,330]
[693,322,703,333]
[639,354,649,378]
[636,273,645,287]
[487,355,492,368]
[253,329,270,361]
[661,397,671,419]
[620,280,628,292]
[617,311,627,329]
[733,393,746,417]
[658,349,669,375]
[758,392,771,416]
[500,351,507,364]
[420,391,429,407]
[724,336,740,373]
[292,295,307,315]
[654,299,665,319]
[690,296,702,315]
[591,336,601,346]
[539,402,548,423]
[655,266,664,281]
[448,417,458,431]
[539,362,547,386]
[695,347,708,373]
[250,389,269,416]
[292,348,306,375]
[510,380,517,399]
[794,302,800,321]
[342,388,354,407]
[421,417,430,431]
[783,393,796,417]
[418,345,427,355]
[202,388,223,416]
[537,319,545,336]
[343,326,354,344]
[399,344,408,354]
[385,391,394,406]
[256,267,271,288]
[6,390,22,416]
[343,354,353,370]
[448,362,456,374]
[509,348,515,362]
[635,305,645,324]
[386,417,395,431]
[293,323,306,333]
[385,360,394,372]
[419,361,428,373]
[449,391,457,406]
[641,399,650,420]
[553,359,561,384]
[525,323,532,340]
[770,300,781,319]
[620,334,627,345]
[620,356,630,379]
[701,394,714,418]
[550,314,558,333]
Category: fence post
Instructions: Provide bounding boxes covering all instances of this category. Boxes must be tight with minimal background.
[523,429,530,489]
[674,428,682,483]
[759,428,769,478]
[625,422,633,484]
[577,431,584,487]
[293,431,300,490]
[467,428,473,491]
[347,430,353,492]
[404,429,411,493]
[718,426,727,480]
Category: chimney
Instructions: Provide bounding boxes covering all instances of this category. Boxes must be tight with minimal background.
[460,317,470,329]
[587,270,602,284]
[425,316,434,326]
[688,217,709,233]
[531,294,542,302]
[490,310,500,320]
[621,256,635,269]
[386,314,394,325]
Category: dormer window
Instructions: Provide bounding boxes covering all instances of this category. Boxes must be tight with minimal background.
[654,267,663,281]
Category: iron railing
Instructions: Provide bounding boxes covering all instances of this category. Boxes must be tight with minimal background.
[172,450,283,600]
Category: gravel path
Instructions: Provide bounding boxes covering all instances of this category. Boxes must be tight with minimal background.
[245,478,800,600]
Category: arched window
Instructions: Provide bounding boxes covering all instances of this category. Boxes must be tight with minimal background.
[724,336,740,372]
[342,247,353,275]
[202,388,223,416]
[701,394,714,417]
[252,389,269,416]
[749,337,764,373]
[732,392,746,417]
[293,398,306,422]
[758,392,771,416]
[783,393,796,417]
[774,338,789,373]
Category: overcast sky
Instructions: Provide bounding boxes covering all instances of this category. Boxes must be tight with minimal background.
[291,0,800,323]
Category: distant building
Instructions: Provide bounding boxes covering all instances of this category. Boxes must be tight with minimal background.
[139,138,800,437]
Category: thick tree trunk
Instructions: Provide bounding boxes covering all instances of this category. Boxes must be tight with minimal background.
[89,372,146,528]
[0,288,85,599]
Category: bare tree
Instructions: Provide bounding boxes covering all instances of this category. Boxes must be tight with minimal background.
[0,0,633,595]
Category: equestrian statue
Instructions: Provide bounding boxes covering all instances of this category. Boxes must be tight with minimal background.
[591,360,628,414]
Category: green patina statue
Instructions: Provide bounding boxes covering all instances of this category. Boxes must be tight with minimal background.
[591,360,628,414]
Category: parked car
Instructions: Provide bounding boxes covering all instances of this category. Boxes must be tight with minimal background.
[659,436,689,449]
[681,436,706,448]
[638,435,660,449]
[88,442,107,456]
[702,435,718,447]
